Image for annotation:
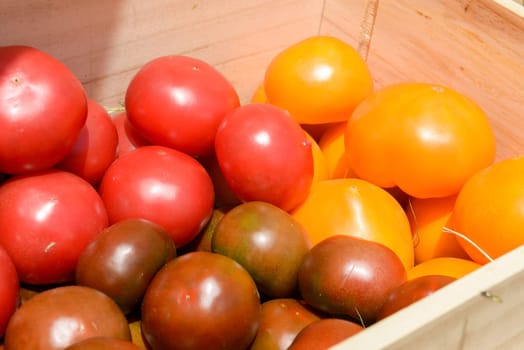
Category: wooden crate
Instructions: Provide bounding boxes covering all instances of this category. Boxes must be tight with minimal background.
[2,1,524,349]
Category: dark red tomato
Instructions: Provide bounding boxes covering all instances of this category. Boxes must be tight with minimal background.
[111,111,149,158]
[377,275,456,321]
[75,218,177,315]
[298,235,407,325]
[141,251,260,350]
[199,154,240,208]
[0,170,108,285]
[0,245,19,337]
[250,298,322,350]
[99,145,214,247]
[212,201,312,298]
[56,98,118,185]
[64,336,142,350]
[4,285,131,350]
[215,103,314,212]
[288,318,363,350]
[0,45,87,174]
[125,55,240,157]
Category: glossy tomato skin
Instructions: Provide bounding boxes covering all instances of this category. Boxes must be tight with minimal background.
[249,298,322,350]
[212,201,312,298]
[215,103,314,212]
[377,275,456,321]
[0,170,108,285]
[141,251,260,350]
[288,318,363,350]
[125,55,240,157]
[111,111,149,158]
[75,218,177,315]
[99,145,215,247]
[64,337,142,350]
[298,235,407,325]
[0,245,19,337]
[0,45,87,174]
[4,285,131,350]
[56,98,118,185]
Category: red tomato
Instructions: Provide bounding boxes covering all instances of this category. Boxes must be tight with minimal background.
[99,145,215,247]
[214,103,314,212]
[56,98,118,185]
[125,55,240,157]
[0,170,108,284]
[0,45,87,174]
[0,245,19,337]
[111,111,149,157]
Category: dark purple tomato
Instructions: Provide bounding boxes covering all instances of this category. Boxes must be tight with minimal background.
[249,298,322,350]
[0,45,87,174]
[141,251,260,350]
[75,218,177,314]
[125,55,240,158]
[64,336,142,350]
[377,275,456,321]
[0,244,19,337]
[288,318,363,349]
[98,145,215,248]
[212,201,312,298]
[4,285,131,350]
[56,98,118,185]
[214,103,314,211]
[298,235,407,324]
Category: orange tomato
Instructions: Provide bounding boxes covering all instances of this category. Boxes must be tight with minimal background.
[318,122,356,179]
[305,132,329,184]
[291,178,414,270]
[407,257,481,280]
[449,156,524,264]
[264,36,373,125]
[407,195,469,264]
[250,83,267,104]
[345,83,496,199]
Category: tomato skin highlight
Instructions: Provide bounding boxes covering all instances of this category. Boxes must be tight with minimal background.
[0,45,87,174]
[215,103,314,212]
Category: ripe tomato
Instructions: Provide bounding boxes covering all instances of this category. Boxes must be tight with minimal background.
[111,111,150,158]
[318,121,356,179]
[215,103,314,212]
[291,178,414,270]
[305,132,329,184]
[64,337,142,350]
[56,98,118,185]
[449,156,524,264]
[141,251,260,350]
[0,244,19,337]
[99,145,215,247]
[0,45,87,174]
[0,170,108,285]
[264,35,373,124]
[345,82,496,198]
[407,257,481,280]
[288,318,363,350]
[125,55,240,157]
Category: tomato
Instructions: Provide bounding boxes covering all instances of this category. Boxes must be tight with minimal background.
[298,235,407,324]
[0,245,19,338]
[318,122,356,179]
[0,170,108,285]
[0,45,87,174]
[99,145,215,247]
[125,55,240,157]
[377,275,456,321]
[249,298,322,350]
[4,285,131,350]
[111,111,150,158]
[345,82,496,198]
[304,132,330,184]
[75,218,177,315]
[449,156,524,264]
[199,153,240,208]
[407,257,481,280]
[288,318,363,350]
[215,103,314,211]
[264,35,373,124]
[212,201,312,298]
[291,178,415,271]
[64,337,142,350]
[182,208,227,254]
[56,98,118,185]
[141,251,260,350]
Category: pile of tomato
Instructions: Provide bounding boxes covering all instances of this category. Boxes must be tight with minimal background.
[1,35,524,350]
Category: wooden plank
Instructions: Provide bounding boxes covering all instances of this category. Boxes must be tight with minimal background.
[331,245,524,349]
[321,0,524,162]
